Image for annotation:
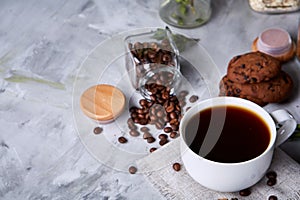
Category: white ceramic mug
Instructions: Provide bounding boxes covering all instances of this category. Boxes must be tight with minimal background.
[180,96,296,192]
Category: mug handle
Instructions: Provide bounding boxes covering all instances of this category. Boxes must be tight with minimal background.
[270,109,297,147]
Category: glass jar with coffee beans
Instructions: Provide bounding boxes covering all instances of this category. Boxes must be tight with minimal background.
[125,27,181,100]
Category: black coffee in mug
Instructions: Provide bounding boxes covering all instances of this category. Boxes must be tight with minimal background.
[186,105,270,163]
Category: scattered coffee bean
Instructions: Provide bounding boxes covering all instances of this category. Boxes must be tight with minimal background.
[159,138,169,146]
[140,127,150,132]
[143,132,152,139]
[147,136,156,143]
[164,127,172,133]
[118,136,128,144]
[266,171,277,179]
[93,127,103,135]
[268,195,278,200]
[267,178,277,186]
[149,147,157,153]
[171,124,179,131]
[170,131,177,138]
[172,163,181,171]
[129,130,140,137]
[179,90,189,98]
[189,95,199,103]
[158,134,168,140]
[239,188,251,196]
[129,166,137,174]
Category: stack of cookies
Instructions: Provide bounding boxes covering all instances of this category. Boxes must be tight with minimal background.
[219,52,293,106]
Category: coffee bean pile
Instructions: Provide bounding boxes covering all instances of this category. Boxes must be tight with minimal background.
[128,40,177,89]
[130,83,183,131]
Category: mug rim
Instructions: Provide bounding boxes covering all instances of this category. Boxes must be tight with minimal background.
[180,96,277,166]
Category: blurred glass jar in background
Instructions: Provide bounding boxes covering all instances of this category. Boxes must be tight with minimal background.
[159,0,211,28]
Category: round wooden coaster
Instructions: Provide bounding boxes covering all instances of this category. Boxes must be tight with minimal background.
[252,37,296,62]
[80,84,126,123]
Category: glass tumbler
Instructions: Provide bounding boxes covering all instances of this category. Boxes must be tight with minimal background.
[159,0,211,28]
[125,28,180,99]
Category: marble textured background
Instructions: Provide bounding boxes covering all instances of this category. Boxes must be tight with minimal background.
[0,0,299,199]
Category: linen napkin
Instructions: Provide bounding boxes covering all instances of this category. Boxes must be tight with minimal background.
[137,138,300,200]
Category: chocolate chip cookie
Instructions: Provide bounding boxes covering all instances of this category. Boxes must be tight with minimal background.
[227,52,281,84]
[219,71,293,106]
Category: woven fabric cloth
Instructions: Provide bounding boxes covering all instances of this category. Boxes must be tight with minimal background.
[137,138,300,200]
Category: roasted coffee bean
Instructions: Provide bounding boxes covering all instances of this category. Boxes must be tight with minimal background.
[267,178,277,186]
[159,138,169,146]
[129,130,140,137]
[179,101,186,108]
[158,134,168,140]
[166,105,174,113]
[170,131,177,138]
[231,198,238,200]
[164,127,172,133]
[129,106,138,113]
[147,137,156,143]
[140,127,150,132]
[129,166,137,174]
[93,127,103,135]
[139,99,149,107]
[179,90,189,98]
[139,119,148,125]
[150,147,157,153]
[162,91,169,100]
[172,163,181,171]
[155,122,165,130]
[128,123,137,130]
[131,112,138,118]
[169,118,178,125]
[133,118,140,124]
[127,117,134,124]
[169,112,177,119]
[268,195,278,200]
[171,124,179,131]
[157,110,164,118]
[239,188,251,196]
[137,108,144,114]
[118,136,128,144]
[189,95,199,103]
[150,115,157,122]
[266,171,277,179]
[143,132,152,139]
